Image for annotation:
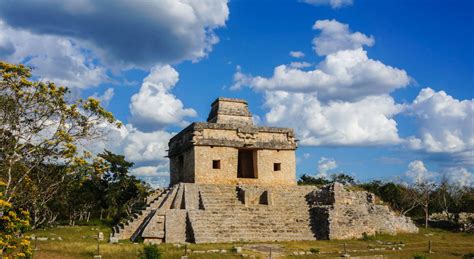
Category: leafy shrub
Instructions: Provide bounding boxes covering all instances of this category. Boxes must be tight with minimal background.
[464,252,474,259]
[413,254,427,259]
[309,248,320,254]
[142,244,161,259]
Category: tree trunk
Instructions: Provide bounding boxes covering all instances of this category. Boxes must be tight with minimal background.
[425,206,428,228]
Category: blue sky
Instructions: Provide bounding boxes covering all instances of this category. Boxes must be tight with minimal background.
[0,0,472,186]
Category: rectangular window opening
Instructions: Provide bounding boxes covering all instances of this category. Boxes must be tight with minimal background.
[273,163,281,171]
[212,160,221,169]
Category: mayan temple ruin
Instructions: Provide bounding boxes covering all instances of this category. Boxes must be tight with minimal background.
[111,98,418,244]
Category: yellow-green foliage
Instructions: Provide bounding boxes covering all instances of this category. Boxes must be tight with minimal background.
[0,181,32,258]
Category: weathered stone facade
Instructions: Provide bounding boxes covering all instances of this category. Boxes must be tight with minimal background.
[308,184,418,239]
[111,97,418,244]
[169,98,297,186]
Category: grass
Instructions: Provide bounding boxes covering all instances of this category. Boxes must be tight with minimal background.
[29,226,474,258]
[30,225,142,259]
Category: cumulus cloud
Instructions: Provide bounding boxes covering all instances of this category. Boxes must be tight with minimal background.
[233,20,409,102]
[122,127,174,164]
[264,91,403,145]
[232,20,410,146]
[120,127,174,187]
[316,157,338,178]
[302,0,353,8]
[234,48,409,101]
[312,19,374,56]
[129,65,197,131]
[131,165,169,178]
[407,88,474,166]
[0,0,229,68]
[404,160,435,184]
[442,167,474,187]
[88,123,174,187]
[0,22,108,89]
[289,51,305,58]
[403,160,473,187]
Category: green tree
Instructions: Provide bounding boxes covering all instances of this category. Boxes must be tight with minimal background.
[330,174,356,185]
[0,61,120,203]
[99,150,151,223]
[0,61,119,253]
[297,174,331,186]
[11,164,68,228]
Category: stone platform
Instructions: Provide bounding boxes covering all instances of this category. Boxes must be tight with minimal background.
[111,183,418,244]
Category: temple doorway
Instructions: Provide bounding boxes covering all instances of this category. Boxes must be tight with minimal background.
[237,149,258,178]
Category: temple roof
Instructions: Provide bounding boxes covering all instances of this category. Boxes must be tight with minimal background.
[168,98,297,156]
[207,97,253,125]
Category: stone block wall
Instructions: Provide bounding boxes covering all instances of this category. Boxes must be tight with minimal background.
[193,146,296,186]
[309,183,418,239]
[207,98,253,125]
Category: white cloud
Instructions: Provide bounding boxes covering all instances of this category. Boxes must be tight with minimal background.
[130,164,172,187]
[129,65,197,131]
[289,51,305,58]
[404,160,435,184]
[88,123,174,187]
[121,127,173,187]
[403,160,473,187]
[91,88,114,107]
[233,48,409,101]
[131,165,169,178]
[442,167,474,187]
[264,91,403,146]
[302,0,353,8]
[0,0,229,68]
[289,61,312,69]
[0,22,108,89]
[316,157,338,178]
[122,126,174,163]
[312,19,374,56]
[233,20,409,102]
[407,88,474,166]
[232,20,409,146]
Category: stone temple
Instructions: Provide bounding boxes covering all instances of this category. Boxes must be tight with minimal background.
[111,98,418,244]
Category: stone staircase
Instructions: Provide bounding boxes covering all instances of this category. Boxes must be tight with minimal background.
[111,183,417,244]
[111,188,171,240]
[188,185,317,243]
[141,184,182,243]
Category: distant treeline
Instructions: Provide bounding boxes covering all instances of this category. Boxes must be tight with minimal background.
[298,173,474,228]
